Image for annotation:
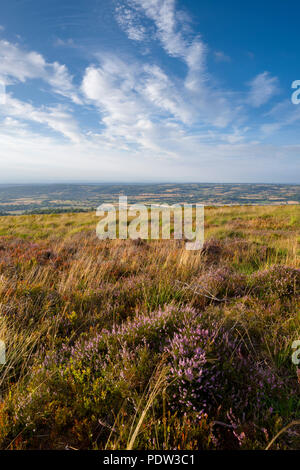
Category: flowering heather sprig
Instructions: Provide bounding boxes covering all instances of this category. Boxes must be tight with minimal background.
[196,266,247,299]
[166,324,211,417]
[251,265,300,297]
[42,304,199,371]
[166,321,285,422]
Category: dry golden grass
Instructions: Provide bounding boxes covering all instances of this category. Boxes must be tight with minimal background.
[0,204,298,450]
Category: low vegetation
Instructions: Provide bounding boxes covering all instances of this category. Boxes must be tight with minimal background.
[0,205,299,449]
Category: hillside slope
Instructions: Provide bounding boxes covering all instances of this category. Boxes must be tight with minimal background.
[0,205,299,449]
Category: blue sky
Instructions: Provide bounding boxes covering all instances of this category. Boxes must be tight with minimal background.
[0,0,299,183]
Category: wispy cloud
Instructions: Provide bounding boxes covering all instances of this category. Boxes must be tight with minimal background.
[81,49,241,163]
[1,95,82,143]
[54,38,75,47]
[115,5,147,41]
[81,58,184,158]
[247,71,279,107]
[0,39,81,104]
[119,0,206,75]
[214,51,231,63]
[260,99,300,136]
[113,0,236,128]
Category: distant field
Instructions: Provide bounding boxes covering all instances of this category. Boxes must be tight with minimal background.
[0,183,299,215]
[0,205,299,450]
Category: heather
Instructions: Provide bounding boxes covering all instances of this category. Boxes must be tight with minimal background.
[0,205,299,449]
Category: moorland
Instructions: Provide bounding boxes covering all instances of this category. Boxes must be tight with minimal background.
[0,204,299,449]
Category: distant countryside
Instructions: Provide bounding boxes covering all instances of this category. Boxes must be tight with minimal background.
[0,183,299,216]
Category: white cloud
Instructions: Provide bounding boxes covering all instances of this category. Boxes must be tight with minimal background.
[81,51,240,163]
[115,5,147,41]
[54,38,75,47]
[46,62,82,104]
[0,39,81,104]
[81,59,180,157]
[247,71,279,107]
[260,99,300,136]
[214,51,231,63]
[125,0,205,71]
[115,0,207,86]
[1,95,82,143]
[0,40,46,83]
[260,123,281,135]
[113,1,236,128]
